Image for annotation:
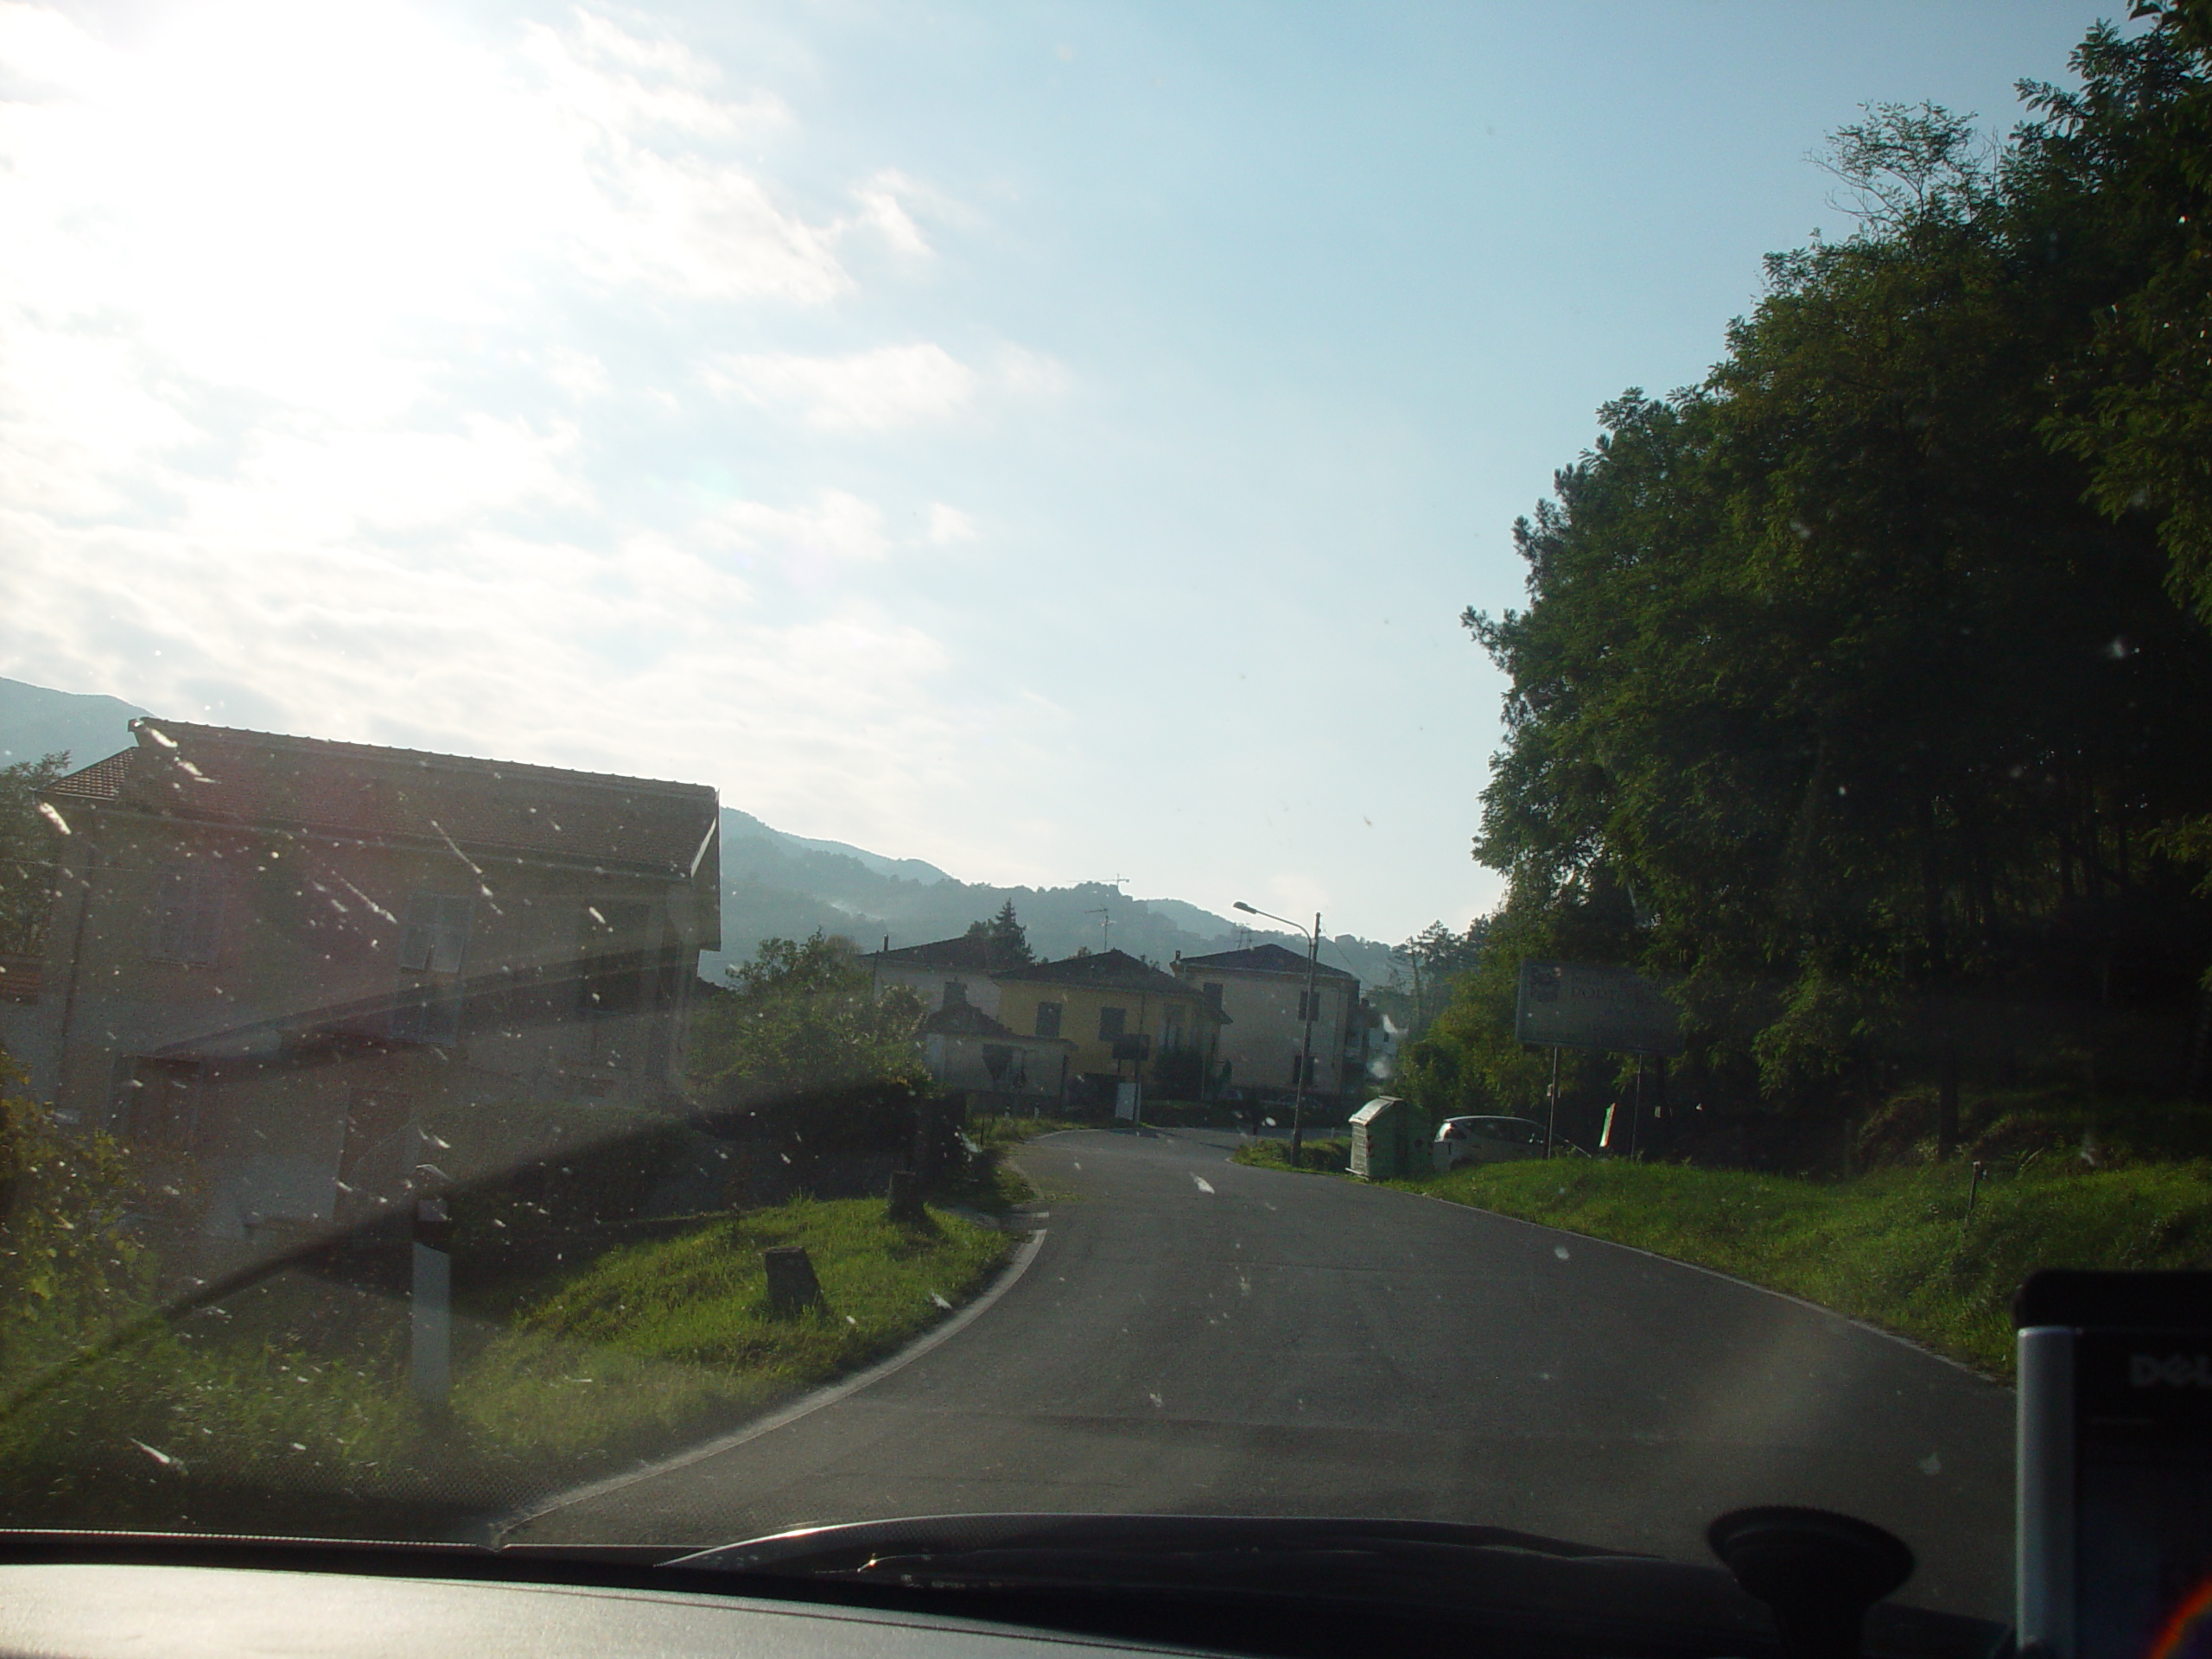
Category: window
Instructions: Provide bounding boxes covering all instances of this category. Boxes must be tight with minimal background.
[397,893,472,974]
[1097,1005,1126,1040]
[1034,1001,1062,1039]
[151,864,224,963]
[394,893,474,1043]
[1203,982,1224,1008]
[944,979,968,1006]
[1298,990,1328,1023]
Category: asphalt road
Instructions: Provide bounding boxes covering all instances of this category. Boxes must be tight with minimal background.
[506,1127,2015,1619]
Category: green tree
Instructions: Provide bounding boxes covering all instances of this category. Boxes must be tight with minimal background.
[1,1058,149,1376]
[2016,3,2212,625]
[0,754,68,959]
[986,898,1033,965]
[1451,88,2212,1154]
[963,899,1035,965]
[690,931,926,1103]
[1389,919,1489,1037]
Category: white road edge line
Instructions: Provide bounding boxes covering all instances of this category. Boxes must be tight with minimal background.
[490,1226,1052,1540]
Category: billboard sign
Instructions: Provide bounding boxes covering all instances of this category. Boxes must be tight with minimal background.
[1514,960,1683,1055]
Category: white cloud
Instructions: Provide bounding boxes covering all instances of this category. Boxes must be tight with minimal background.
[0,3,1061,880]
[849,180,931,258]
[925,504,977,544]
[706,343,981,429]
[702,340,1067,432]
[699,489,893,575]
[993,345,1072,398]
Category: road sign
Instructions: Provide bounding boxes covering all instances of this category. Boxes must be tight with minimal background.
[1514,960,1683,1056]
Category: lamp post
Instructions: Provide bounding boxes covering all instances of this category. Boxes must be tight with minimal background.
[1234,901,1321,1165]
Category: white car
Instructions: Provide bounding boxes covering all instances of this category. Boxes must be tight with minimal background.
[1433,1116,1546,1172]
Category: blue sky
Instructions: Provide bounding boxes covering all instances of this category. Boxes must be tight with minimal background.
[0,0,2128,944]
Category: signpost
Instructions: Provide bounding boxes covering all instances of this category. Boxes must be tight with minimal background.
[410,1195,452,1406]
[1515,961,1682,1157]
[1110,1033,1151,1125]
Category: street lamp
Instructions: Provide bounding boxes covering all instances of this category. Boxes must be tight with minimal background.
[1233,900,1322,1165]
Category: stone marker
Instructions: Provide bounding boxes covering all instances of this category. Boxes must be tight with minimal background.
[763,1244,825,1314]
[887,1168,926,1224]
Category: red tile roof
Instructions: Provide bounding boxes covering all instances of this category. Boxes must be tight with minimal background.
[47,748,136,802]
[995,948,1223,1008]
[877,934,1028,973]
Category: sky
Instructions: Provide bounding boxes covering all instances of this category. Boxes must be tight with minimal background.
[0,0,2134,945]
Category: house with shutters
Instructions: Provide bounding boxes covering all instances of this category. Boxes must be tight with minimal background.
[917,1000,1074,1108]
[868,932,1029,1019]
[988,948,1226,1103]
[1171,943,1362,1105]
[24,719,720,1249]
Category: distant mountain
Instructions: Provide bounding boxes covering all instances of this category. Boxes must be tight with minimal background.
[0,677,1401,991]
[0,677,148,768]
[721,808,953,887]
[705,804,1397,988]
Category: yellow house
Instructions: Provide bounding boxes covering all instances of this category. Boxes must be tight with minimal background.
[990,949,1226,1099]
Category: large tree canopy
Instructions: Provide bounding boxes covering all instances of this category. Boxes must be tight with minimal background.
[1409,16,2212,1152]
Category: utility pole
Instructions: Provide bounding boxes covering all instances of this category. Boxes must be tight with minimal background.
[1291,911,1320,1166]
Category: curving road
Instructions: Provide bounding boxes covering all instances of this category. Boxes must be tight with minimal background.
[506,1127,2014,1619]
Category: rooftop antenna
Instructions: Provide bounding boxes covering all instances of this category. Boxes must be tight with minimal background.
[1084,905,1111,951]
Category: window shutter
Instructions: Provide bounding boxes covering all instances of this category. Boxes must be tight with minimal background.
[155,866,223,963]
[428,895,471,973]
[400,893,473,973]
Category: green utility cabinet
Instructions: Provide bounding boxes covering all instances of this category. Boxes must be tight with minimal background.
[1349,1096,1424,1180]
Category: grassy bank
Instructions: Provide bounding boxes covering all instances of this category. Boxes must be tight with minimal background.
[1232,1136,1351,1173]
[1406,1157,2212,1376]
[463,1197,1007,1459]
[0,1196,1009,1530]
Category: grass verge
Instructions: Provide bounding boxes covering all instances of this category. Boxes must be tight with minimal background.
[462,1197,1008,1460]
[0,1196,1009,1531]
[1406,1157,2212,1377]
[1231,1136,1351,1173]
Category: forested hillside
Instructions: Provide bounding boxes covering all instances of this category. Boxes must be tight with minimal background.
[708,806,1397,984]
[1398,6,2212,1156]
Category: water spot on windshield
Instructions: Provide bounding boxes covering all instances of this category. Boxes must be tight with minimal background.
[1920,1452,1942,1476]
[1554,1244,1571,1260]
[129,1439,181,1470]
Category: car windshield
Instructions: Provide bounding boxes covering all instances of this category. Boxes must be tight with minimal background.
[4,0,2209,1642]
